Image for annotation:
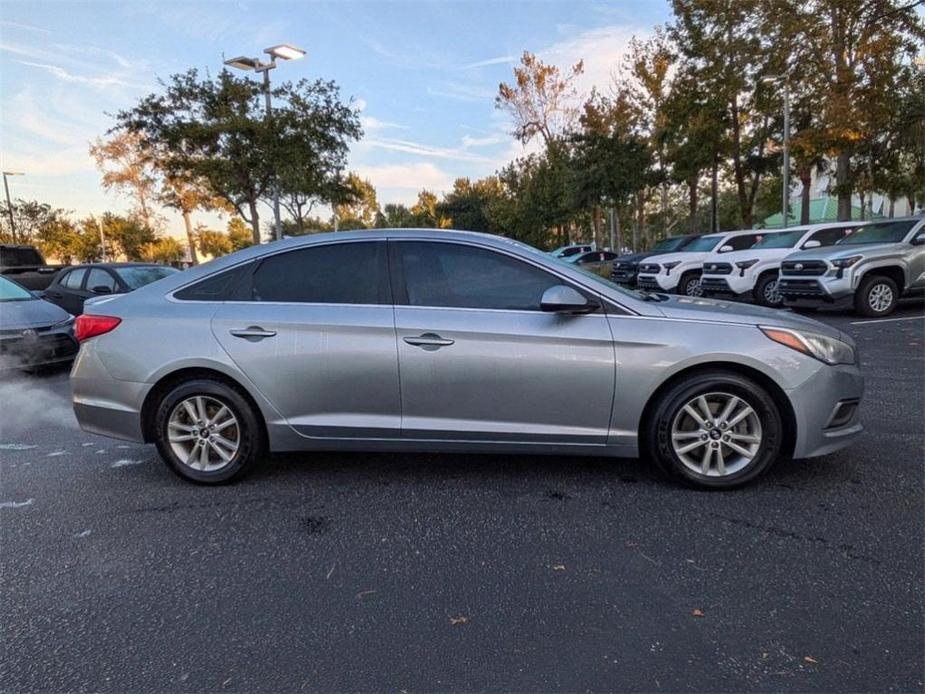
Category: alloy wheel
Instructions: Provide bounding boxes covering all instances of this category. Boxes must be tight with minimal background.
[684,278,703,297]
[868,283,894,313]
[763,279,782,305]
[167,395,240,472]
[670,392,763,477]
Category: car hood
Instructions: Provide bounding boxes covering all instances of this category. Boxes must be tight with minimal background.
[654,295,848,341]
[784,243,903,262]
[0,298,71,329]
[703,248,793,266]
[642,250,711,266]
[615,248,681,264]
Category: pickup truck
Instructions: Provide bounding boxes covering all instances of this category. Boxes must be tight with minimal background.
[0,244,66,292]
[778,216,925,317]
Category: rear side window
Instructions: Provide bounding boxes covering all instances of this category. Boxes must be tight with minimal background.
[726,233,779,250]
[86,268,117,292]
[251,242,382,304]
[61,269,86,289]
[396,241,560,311]
[807,226,854,247]
[174,266,246,301]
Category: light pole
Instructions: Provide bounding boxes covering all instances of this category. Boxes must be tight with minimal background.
[2,171,24,243]
[225,44,306,243]
[763,74,791,227]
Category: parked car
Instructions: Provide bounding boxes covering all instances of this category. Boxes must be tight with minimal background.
[0,275,78,370]
[0,244,67,292]
[636,229,787,296]
[700,222,866,307]
[565,250,619,277]
[610,234,701,287]
[549,243,593,259]
[43,263,180,316]
[71,229,863,490]
[778,217,925,317]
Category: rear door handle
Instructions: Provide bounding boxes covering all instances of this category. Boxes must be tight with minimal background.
[230,326,277,341]
[403,333,455,349]
[47,291,62,299]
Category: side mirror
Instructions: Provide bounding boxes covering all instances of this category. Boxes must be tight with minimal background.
[540,285,595,313]
[802,240,822,249]
[718,245,734,253]
[91,285,113,295]
[912,232,925,246]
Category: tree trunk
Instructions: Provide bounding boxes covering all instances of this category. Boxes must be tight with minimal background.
[688,175,698,232]
[711,158,719,232]
[799,165,812,225]
[592,205,602,248]
[858,191,865,221]
[247,201,261,244]
[888,197,895,217]
[613,207,622,253]
[835,151,852,222]
[729,100,751,228]
[181,209,199,266]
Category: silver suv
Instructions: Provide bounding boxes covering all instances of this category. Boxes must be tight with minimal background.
[778,217,925,317]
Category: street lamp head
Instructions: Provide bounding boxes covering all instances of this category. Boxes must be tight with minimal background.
[2,171,25,176]
[264,44,305,61]
[224,56,260,71]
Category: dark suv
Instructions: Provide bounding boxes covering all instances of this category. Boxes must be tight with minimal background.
[610,234,701,287]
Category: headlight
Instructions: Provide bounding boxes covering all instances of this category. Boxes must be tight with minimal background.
[760,326,856,365]
[735,259,759,269]
[662,261,681,274]
[831,255,862,269]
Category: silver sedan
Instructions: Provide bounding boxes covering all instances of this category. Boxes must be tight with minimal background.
[70,229,864,489]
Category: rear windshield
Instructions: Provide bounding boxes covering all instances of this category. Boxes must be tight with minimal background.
[0,276,34,301]
[0,247,43,267]
[753,230,803,249]
[652,236,689,252]
[835,220,917,245]
[115,265,179,289]
[682,235,724,252]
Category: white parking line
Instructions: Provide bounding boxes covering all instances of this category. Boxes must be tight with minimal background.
[850,315,925,326]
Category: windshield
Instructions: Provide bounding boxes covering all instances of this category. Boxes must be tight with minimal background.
[753,230,803,249]
[682,235,724,252]
[835,220,918,245]
[651,236,689,252]
[0,276,35,301]
[116,265,179,289]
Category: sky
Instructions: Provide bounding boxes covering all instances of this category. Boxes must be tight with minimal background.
[0,0,670,237]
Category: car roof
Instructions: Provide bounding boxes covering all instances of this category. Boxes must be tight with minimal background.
[65,262,169,269]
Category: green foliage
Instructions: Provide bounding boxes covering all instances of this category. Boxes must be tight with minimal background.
[140,237,185,264]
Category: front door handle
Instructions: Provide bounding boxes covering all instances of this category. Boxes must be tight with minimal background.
[403,333,455,350]
[230,326,277,341]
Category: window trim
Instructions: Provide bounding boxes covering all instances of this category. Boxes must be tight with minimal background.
[388,238,607,314]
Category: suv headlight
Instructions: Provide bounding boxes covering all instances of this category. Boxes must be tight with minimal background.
[662,261,681,274]
[735,259,759,269]
[831,255,862,269]
[760,326,856,365]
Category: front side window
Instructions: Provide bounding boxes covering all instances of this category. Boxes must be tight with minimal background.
[726,232,781,251]
[61,269,86,290]
[836,220,918,245]
[397,242,561,311]
[683,235,725,252]
[86,268,118,292]
[753,230,803,249]
[806,226,855,247]
[251,242,381,304]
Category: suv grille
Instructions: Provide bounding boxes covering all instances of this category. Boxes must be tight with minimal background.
[639,263,661,274]
[781,260,827,276]
[702,262,733,275]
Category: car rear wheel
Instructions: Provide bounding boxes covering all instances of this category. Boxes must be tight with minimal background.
[154,378,263,484]
[754,273,783,307]
[855,275,898,317]
[677,272,702,297]
[647,371,783,489]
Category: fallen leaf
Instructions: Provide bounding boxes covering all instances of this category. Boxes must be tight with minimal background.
[449,615,468,625]
[551,564,566,571]
[691,608,705,618]
[804,656,818,664]
[356,589,377,599]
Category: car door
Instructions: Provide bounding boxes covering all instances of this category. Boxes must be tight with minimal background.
[211,240,401,439]
[48,268,87,315]
[390,240,616,444]
[83,267,120,309]
[906,222,925,290]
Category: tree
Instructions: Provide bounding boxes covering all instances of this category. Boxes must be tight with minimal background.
[90,132,160,230]
[195,225,233,258]
[226,217,255,251]
[375,203,416,228]
[0,200,69,248]
[496,51,585,145]
[333,173,379,229]
[411,190,452,228]
[158,171,230,265]
[436,177,508,233]
[140,237,184,264]
[116,69,361,245]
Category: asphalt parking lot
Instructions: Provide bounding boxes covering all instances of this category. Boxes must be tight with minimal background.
[1,304,922,692]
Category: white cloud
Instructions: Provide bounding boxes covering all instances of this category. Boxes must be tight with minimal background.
[461,133,506,149]
[353,162,455,204]
[15,60,142,90]
[426,81,497,103]
[360,116,408,133]
[365,137,495,163]
[459,55,517,70]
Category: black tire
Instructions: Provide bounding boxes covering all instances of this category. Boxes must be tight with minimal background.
[153,378,264,484]
[676,272,702,297]
[646,371,783,490]
[753,272,784,308]
[854,274,898,317]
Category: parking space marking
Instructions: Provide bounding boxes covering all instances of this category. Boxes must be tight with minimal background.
[850,316,925,326]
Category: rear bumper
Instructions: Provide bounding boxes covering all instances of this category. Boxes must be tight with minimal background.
[70,343,149,442]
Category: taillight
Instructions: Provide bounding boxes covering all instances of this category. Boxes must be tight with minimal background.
[75,314,122,342]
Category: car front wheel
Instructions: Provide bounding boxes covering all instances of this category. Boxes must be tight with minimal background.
[677,272,702,297]
[754,273,783,307]
[647,371,783,489]
[154,378,263,484]
[855,275,898,317]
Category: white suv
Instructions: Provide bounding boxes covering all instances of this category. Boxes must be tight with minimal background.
[699,222,867,307]
[636,229,786,296]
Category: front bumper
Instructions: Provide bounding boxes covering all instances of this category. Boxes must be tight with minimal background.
[0,326,78,369]
[699,273,754,299]
[788,362,864,459]
[779,273,855,308]
[636,273,679,292]
[610,267,638,286]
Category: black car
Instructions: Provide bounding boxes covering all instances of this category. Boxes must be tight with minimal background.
[0,276,78,370]
[43,263,179,315]
[610,234,701,287]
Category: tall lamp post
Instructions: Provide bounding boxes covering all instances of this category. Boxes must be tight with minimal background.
[762,74,791,227]
[2,171,25,243]
[224,44,306,242]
